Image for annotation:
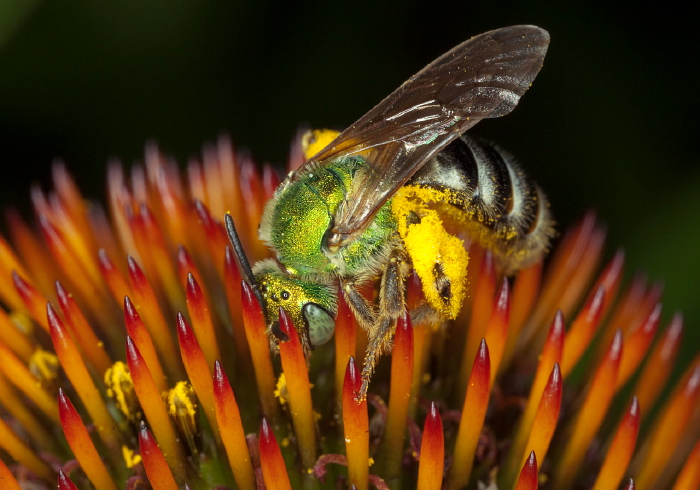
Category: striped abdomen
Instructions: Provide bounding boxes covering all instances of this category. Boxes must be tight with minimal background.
[408,135,554,274]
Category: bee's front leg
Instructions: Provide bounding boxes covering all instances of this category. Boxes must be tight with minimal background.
[358,248,411,400]
[341,279,376,331]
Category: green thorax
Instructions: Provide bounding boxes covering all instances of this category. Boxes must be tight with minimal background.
[264,157,397,276]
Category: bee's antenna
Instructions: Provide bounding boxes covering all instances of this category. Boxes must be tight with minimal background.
[224,213,265,308]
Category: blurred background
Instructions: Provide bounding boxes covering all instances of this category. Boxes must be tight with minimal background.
[1,1,698,367]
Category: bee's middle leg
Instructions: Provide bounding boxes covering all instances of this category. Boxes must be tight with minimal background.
[359,248,411,398]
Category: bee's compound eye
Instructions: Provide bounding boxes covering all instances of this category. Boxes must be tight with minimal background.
[302,303,336,348]
[281,290,290,300]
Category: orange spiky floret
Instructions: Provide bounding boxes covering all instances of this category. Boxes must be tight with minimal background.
[0,135,696,489]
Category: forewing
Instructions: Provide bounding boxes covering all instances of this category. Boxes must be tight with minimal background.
[298,25,550,246]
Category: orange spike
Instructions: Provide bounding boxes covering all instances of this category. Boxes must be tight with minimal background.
[239,159,267,259]
[213,361,256,490]
[464,252,496,378]
[0,459,22,490]
[520,364,562,474]
[633,313,683,416]
[177,245,197,288]
[617,303,661,389]
[504,260,543,370]
[592,397,640,490]
[0,307,34,362]
[135,203,183,309]
[240,280,279,422]
[278,307,316,469]
[554,330,624,490]
[57,470,80,490]
[51,162,94,240]
[203,147,226,221]
[124,296,168,393]
[149,158,190,252]
[187,162,207,206]
[335,286,357,410]
[343,356,369,490]
[125,336,186,480]
[106,162,138,256]
[11,271,50,332]
[138,422,179,490]
[97,248,131,303]
[57,471,80,490]
[55,281,111,375]
[223,246,252,372]
[417,401,444,490]
[58,389,117,490]
[604,274,647,335]
[127,255,181,378]
[484,279,510,387]
[259,418,292,490]
[0,370,49,445]
[176,313,219,442]
[97,248,131,305]
[195,200,229,279]
[636,356,700,489]
[448,339,491,490]
[176,245,214,311]
[504,311,564,488]
[5,209,62,299]
[0,341,58,421]
[48,304,119,454]
[37,214,98,302]
[410,324,431,418]
[551,226,605,339]
[262,163,281,200]
[599,279,662,359]
[521,212,597,344]
[216,137,244,216]
[515,451,538,490]
[0,235,28,277]
[672,438,700,490]
[585,248,625,320]
[185,272,221,368]
[382,312,414,481]
[561,286,605,378]
[0,416,54,483]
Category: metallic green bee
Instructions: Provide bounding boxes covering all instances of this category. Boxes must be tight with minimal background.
[225,25,554,399]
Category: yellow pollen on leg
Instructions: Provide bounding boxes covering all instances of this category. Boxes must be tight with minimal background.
[392,186,469,319]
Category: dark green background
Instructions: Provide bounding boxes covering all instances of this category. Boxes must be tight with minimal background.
[1,2,698,368]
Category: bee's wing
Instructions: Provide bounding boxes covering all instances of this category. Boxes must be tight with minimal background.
[296,25,550,247]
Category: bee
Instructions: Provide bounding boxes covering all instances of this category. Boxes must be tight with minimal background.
[225,25,554,399]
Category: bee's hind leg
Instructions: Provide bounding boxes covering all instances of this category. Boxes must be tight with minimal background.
[358,248,411,400]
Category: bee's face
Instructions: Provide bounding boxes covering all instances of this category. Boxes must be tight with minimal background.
[254,263,337,349]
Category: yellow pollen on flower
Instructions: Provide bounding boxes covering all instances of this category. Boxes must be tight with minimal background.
[121,445,142,468]
[302,129,341,159]
[275,372,288,406]
[9,311,33,336]
[167,381,198,419]
[29,347,60,387]
[167,381,199,455]
[104,361,139,422]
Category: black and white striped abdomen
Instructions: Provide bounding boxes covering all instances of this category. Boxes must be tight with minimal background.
[409,135,554,274]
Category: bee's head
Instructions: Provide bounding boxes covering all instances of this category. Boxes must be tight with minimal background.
[225,213,337,351]
[253,260,337,351]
